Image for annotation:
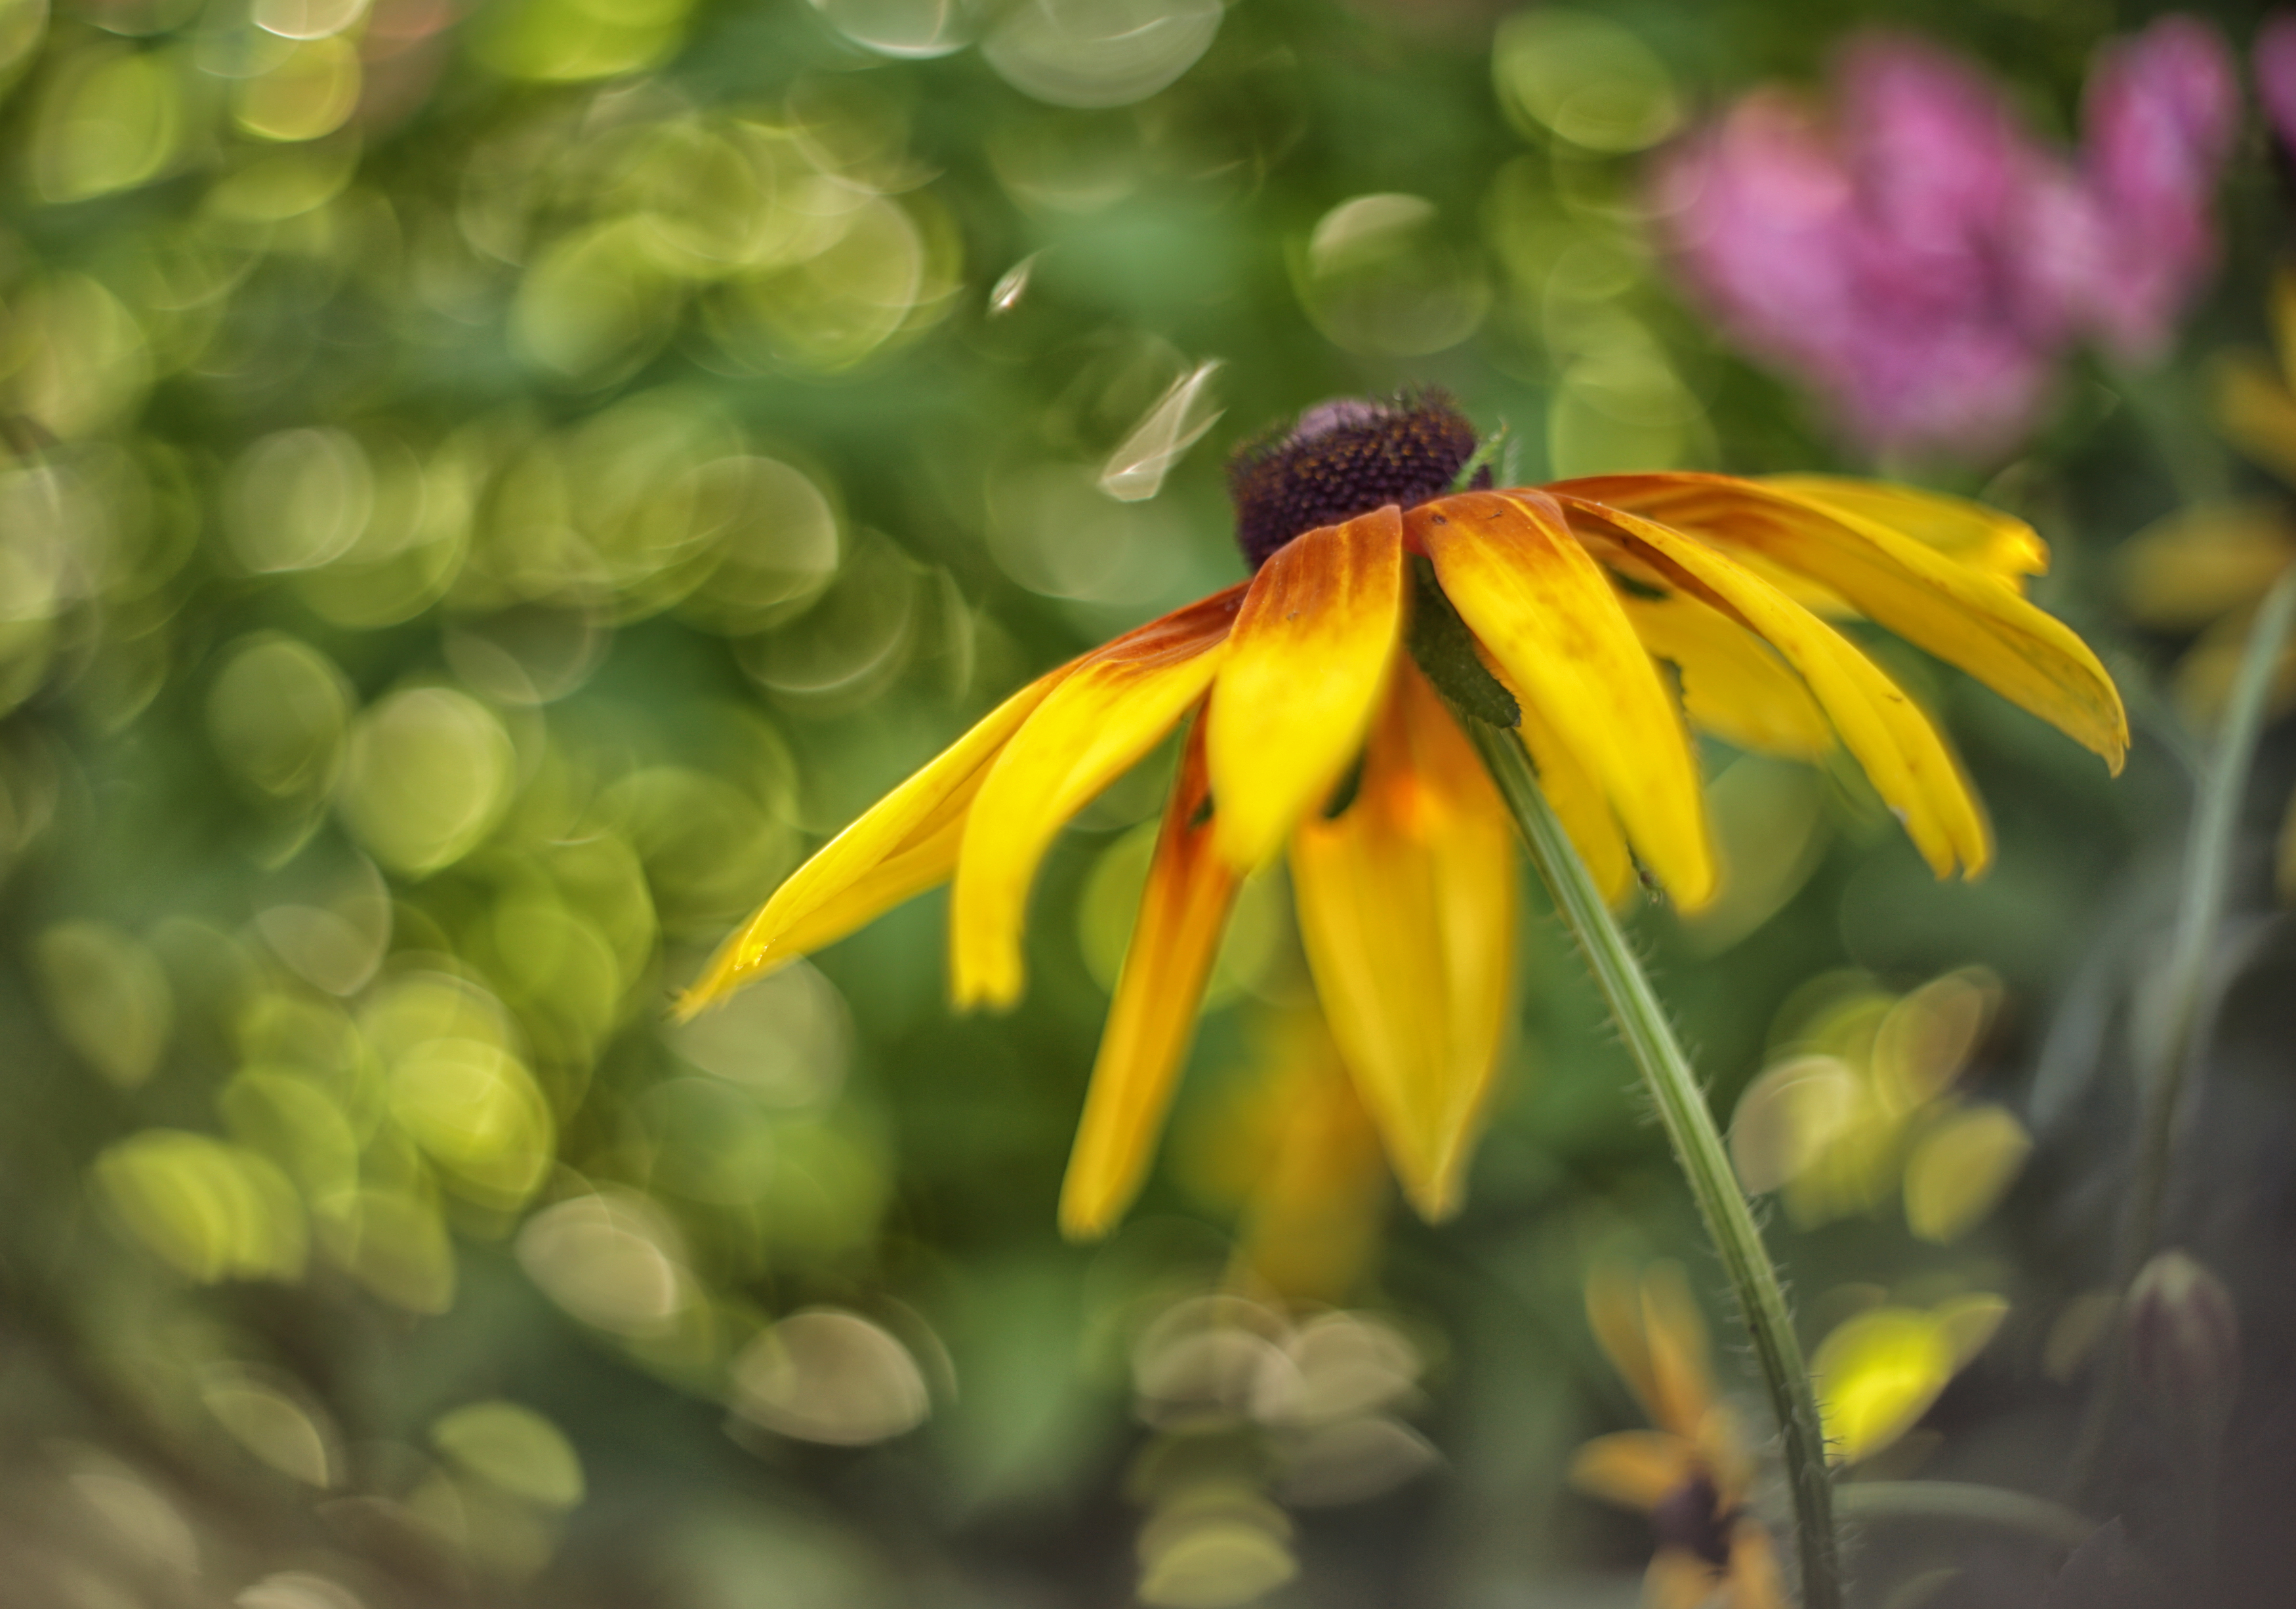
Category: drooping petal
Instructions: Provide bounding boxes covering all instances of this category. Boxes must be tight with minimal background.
[1622,591,1834,760]
[1289,668,1517,1220]
[951,590,1243,1009]
[1059,721,1240,1241]
[1565,497,1992,879]
[1760,474,2046,590]
[678,672,1063,1016]
[1639,1263,1718,1442]
[1513,693,1634,905]
[1207,508,1406,872]
[1414,489,1715,908]
[765,809,969,962]
[1568,1431,1698,1512]
[1555,472,2128,772]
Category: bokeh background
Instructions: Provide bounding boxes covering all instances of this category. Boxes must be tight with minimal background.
[1,0,2292,1604]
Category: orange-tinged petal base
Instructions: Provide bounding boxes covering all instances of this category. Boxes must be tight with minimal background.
[952,588,1242,1009]
[1414,489,1715,908]
[1208,507,1405,872]
[1290,667,1517,1220]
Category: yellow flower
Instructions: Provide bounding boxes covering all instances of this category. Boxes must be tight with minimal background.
[1572,1263,1784,1609]
[678,394,2125,1238]
[1179,1009,1391,1304]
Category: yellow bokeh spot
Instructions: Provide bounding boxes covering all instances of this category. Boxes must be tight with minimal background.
[207,632,354,804]
[1492,8,1680,152]
[232,36,361,142]
[319,1185,456,1312]
[388,1036,555,1210]
[1903,1104,2032,1244]
[93,1130,308,1282]
[474,0,693,84]
[729,1309,930,1446]
[33,47,184,202]
[218,1067,362,1199]
[36,920,173,1088]
[1298,193,1488,359]
[1809,1307,1957,1465]
[201,1364,338,1486]
[336,687,514,874]
[432,1400,584,1509]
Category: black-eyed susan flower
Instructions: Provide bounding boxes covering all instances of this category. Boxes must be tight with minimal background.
[678,393,2125,1239]
[1574,1263,1784,1609]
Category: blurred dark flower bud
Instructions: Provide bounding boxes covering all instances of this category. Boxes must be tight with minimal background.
[2125,1248,2240,1449]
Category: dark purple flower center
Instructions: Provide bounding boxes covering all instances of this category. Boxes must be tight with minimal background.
[1650,1470,1735,1569]
[1226,392,1482,569]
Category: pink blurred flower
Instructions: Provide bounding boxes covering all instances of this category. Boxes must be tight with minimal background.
[1652,18,2239,460]
[2078,16,2242,358]
[2255,12,2296,162]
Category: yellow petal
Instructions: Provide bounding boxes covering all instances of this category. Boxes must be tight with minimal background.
[1725,1524,1788,1609]
[1557,472,2127,773]
[1231,1015,1390,1302]
[1645,1551,1723,1609]
[1288,670,1517,1219]
[1515,695,1634,906]
[1639,1264,1717,1443]
[678,672,1063,1017]
[1565,499,1991,880]
[1568,1431,1696,1512]
[1414,490,1715,908]
[1207,508,1406,872]
[2114,502,2296,630]
[764,809,969,961]
[1059,722,1239,1241]
[951,590,1241,1009]
[2214,349,2296,486]
[1761,475,2046,591]
[1587,1262,1661,1421]
[1622,591,1834,760]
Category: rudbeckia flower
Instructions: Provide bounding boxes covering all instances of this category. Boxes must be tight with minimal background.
[679,393,2125,1237]
[1572,1263,1784,1609]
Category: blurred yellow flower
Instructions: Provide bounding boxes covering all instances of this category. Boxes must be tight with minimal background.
[2151,268,2296,895]
[1807,1293,2005,1465]
[680,395,2125,1237]
[1572,1264,1784,1609]
[1179,1010,1391,1304]
[1729,968,2034,1242]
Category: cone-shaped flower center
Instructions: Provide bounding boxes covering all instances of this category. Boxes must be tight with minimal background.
[1651,1470,1734,1568]
[1227,392,1480,567]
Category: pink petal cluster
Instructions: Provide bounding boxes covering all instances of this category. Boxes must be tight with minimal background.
[1652,19,2239,460]
[2257,12,2296,159]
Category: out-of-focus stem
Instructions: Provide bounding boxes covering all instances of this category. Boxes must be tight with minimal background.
[2124,566,2296,1285]
[1839,1482,2095,1551]
[1456,712,1841,1609]
[2078,565,2296,1494]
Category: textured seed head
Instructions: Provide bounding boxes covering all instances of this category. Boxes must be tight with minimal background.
[1227,390,1481,568]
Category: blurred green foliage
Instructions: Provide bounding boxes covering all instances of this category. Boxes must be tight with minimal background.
[0,0,2284,1604]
